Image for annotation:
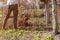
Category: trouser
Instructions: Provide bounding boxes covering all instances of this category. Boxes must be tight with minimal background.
[3,4,18,30]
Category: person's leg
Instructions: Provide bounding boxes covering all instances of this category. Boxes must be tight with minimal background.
[13,4,18,30]
[3,5,12,29]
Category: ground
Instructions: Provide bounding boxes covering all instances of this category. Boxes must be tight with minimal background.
[0,30,60,40]
[0,5,60,40]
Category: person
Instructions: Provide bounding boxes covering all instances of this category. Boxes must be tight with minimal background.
[3,0,20,30]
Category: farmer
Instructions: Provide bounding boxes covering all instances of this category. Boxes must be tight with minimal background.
[3,0,20,30]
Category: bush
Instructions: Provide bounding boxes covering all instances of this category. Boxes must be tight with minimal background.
[34,35,40,40]
[44,34,53,40]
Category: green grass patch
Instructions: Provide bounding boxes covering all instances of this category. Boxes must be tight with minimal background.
[34,35,40,40]
[0,30,42,40]
[44,34,53,40]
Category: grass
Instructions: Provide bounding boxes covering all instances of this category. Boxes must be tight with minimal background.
[44,34,53,40]
[0,29,52,40]
[34,35,40,40]
[0,29,53,40]
[0,29,42,40]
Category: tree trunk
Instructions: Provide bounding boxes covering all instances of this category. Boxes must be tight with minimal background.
[35,0,40,9]
[51,0,58,35]
[43,2,50,26]
[45,4,49,25]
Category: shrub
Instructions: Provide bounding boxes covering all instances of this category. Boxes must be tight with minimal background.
[34,35,40,40]
[44,34,53,40]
